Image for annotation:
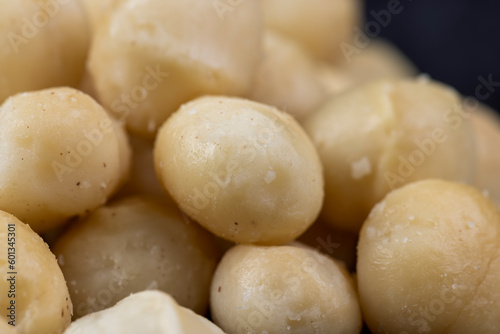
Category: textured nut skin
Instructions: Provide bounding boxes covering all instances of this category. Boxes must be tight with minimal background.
[210,244,362,334]
[0,87,131,233]
[88,0,263,137]
[0,0,89,103]
[0,210,72,334]
[64,290,225,334]
[358,179,500,333]
[154,96,324,245]
[53,196,218,318]
[303,79,476,233]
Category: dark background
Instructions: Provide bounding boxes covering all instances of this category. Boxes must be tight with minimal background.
[363,0,500,114]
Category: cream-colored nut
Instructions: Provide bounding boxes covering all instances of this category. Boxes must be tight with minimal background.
[318,40,419,96]
[260,0,361,61]
[0,317,16,334]
[154,96,324,245]
[210,244,362,334]
[88,0,263,138]
[79,0,123,33]
[0,87,131,233]
[358,179,500,333]
[248,31,328,120]
[64,290,225,334]
[470,103,500,207]
[303,79,476,233]
[0,0,89,103]
[53,196,218,318]
[336,39,418,89]
[0,210,72,334]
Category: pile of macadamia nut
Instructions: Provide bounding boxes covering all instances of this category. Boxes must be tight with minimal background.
[1,0,499,333]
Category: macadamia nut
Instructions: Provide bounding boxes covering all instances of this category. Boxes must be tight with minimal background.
[53,196,218,318]
[154,96,324,244]
[0,210,72,334]
[470,104,500,207]
[303,79,476,233]
[248,31,328,119]
[79,0,123,33]
[0,0,89,103]
[260,0,361,61]
[88,0,263,137]
[210,244,362,334]
[318,40,419,96]
[64,290,225,334]
[0,87,131,233]
[358,179,500,333]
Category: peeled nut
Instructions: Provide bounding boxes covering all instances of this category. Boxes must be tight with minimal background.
[470,103,500,207]
[358,179,500,333]
[64,290,225,334]
[210,244,362,334]
[318,39,419,96]
[79,0,123,33]
[260,0,361,61]
[0,87,131,233]
[53,196,218,318]
[154,96,324,244]
[88,0,263,137]
[0,0,89,103]
[248,31,328,120]
[0,210,72,334]
[303,79,476,233]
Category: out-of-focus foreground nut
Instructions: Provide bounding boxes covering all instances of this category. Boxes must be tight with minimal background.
[0,0,89,103]
[154,96,324,245]
[53,196,218,318]
[303,79,476,233]
[358,179,500,333]
[64,290,225,334]
[0,210,72,334]
[88,0,263,137]
[0,87,131,233]
[210,244,362,334]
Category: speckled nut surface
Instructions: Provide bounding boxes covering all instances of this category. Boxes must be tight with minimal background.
[154,96,324,245]
[0,210,72,334]
[0,0,89,103]
[64,290,225,334]
[357,179,500,333]
[210,244,362,334]
[470,104,500,207]
[0,87,131,233]
[260,0,361,61]
[248,31,328,120]
[88,0,263,138]
[303,79,476,233]
[53,196,218,318]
